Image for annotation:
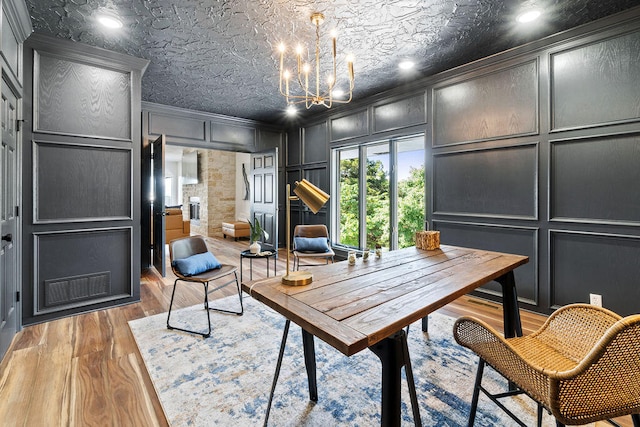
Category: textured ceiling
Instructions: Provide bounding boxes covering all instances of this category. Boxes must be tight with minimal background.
[25,0,640,123]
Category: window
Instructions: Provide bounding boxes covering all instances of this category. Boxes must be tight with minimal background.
[332,134,425,251]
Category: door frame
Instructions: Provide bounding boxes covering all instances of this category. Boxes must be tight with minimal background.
[0,76,23,358]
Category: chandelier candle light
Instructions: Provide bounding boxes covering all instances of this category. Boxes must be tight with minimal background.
[278,12,354,109]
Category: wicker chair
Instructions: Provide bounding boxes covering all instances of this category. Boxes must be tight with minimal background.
[453,303,640,426]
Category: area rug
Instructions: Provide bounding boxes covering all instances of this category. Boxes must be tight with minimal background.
[129,296,556,426]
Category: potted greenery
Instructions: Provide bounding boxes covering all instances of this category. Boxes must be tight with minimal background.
[247,218,269,254]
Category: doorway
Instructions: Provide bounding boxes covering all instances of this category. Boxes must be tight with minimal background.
[163,145,252,238]
[147,143,254,276]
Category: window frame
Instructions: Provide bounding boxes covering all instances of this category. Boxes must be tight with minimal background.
[330,132,426,252]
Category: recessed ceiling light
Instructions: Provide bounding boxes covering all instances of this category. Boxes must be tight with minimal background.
[97,14,123,29]
[399,60,415,70]
[516,9,541,23]
[286,105,297,116]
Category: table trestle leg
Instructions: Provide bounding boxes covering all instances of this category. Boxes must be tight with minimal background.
[302,329,318,402]
[370,329,422,427]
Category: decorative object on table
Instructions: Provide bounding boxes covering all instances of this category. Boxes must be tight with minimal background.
[415,225,440,250]
[277,12,354,110]
[362,248,369,261]
[348,250,356,265]
[283,179,330,285]
[375,245,382,258]
[247,218,269,254]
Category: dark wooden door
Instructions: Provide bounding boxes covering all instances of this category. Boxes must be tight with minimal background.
[250,149,278,253]
[152,135,166,276]
[0,79,19,358]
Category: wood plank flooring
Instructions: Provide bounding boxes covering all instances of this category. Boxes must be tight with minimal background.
[0,237,629,426]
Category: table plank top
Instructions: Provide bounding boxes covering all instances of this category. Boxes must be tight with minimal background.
[243,245,528,356]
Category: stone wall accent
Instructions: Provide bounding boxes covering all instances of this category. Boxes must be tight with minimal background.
[182,149,236,238]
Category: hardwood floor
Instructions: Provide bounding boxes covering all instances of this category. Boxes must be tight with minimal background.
[0,237,628,426]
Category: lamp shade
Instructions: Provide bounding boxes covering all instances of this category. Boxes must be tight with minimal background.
[293,179,330,213]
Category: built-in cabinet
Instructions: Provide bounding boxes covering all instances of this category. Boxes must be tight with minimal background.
[21,33,148,325]
[286,8,640,316]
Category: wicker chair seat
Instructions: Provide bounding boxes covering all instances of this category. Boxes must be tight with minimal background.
[454,303,640,426]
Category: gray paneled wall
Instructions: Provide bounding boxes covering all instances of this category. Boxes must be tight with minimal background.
[303,122,328,163]
[550,231,640,311]
[33,141,132,222]
[433,144,538,219]
[34,53,132,140]
[433,60,538,146]
[22,33,148,325]
[550,135,640,224]
[286,10,640,316]
[330,109,368,142]
[34,228,133,314]
[551,30,640,130]
[373,93,426,134]
[434,221,538,305]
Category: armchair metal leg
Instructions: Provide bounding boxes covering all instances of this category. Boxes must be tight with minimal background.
[166,279,212,338]
[206,272,244,316]
[264,319,291,427]
[468,358,484,427]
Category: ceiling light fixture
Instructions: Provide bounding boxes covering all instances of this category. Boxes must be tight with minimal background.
[399,60,415,70]
[286,105,297,116]
[278,12,354,109]
[97,14,123,29]
[516,9,542,23]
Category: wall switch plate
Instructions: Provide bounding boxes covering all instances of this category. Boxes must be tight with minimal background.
[589,293,603,307]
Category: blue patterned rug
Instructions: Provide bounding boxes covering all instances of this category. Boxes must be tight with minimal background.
[129,295,555,426]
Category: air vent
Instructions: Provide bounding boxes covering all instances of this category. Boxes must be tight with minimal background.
[44,271,111,307]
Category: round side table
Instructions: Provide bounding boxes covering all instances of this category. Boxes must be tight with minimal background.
[240,249,277,283]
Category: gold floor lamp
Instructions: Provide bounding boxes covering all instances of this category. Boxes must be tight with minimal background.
[282,179,330,286]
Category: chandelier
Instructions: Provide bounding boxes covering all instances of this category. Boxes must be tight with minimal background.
[278,12,354,109]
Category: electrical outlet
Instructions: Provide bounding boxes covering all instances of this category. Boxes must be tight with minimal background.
[589,293,602,307]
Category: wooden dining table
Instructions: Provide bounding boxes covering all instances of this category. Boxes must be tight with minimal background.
[243,244,528,426]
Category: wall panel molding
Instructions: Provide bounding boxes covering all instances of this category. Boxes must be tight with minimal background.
[549,230,640,315]
[550,29,640,132]
[33,140,133,223]
[549,133,640,225]
[33,51,133,141]
[330,109,369,142]
[433,143,539,219]
[303,121,328,163]
[373,93,427,134]
[433,59,539,147]
[434,220,539,305]
[148,111,206,142]
[143,101,282,152]
[33,227,133,316]
[23,33,146,326]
